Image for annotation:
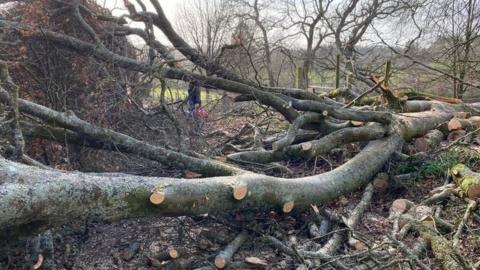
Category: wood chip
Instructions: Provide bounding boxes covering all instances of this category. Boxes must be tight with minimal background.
[245,256,267,267]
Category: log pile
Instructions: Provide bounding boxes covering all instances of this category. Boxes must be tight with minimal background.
[447,115,480,143]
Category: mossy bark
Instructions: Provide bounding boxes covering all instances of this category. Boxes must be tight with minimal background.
[419,228,470,270]
[451,164,480,199]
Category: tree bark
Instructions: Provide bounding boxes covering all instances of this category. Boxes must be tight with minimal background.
[414,129,444,152]
[0,109,454,239]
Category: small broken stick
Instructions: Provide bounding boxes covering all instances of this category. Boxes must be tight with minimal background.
[214,231,248,269]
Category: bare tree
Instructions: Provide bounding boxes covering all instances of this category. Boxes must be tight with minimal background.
[228,0,293,87]
[176,0,234,63]
[424,0,480,98]
[283,0,333,89]
[324,0,412,87]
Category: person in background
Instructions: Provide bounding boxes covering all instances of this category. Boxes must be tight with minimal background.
[187,81,201,115]
[187,81,208,133]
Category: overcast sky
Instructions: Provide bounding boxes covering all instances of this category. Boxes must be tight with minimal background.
[95,0,416,51]
[98,0,188,46]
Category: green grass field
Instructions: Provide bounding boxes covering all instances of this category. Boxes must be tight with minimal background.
[150,86,223,102]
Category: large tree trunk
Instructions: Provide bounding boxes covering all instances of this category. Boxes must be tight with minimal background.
[0,110,452,239]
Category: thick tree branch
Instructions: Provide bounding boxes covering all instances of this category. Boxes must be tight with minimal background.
[0,87,242,176]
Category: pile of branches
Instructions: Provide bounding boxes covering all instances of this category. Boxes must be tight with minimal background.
[0,0,165,170]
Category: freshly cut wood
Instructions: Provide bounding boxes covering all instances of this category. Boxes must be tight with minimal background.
[32,254,44,270]
[389,199,414,218]
[155,247,181,261]
[232,184,248,200]
[214,231,248,269]
[447,129,467,142]
[351,121,364,127]
[245,256,267,267]
[451,164,480,199]
[150,191,165,205]
[414,129,444,152]
[282,201,295,213]
[372,172,389,192]
[448,117,480,131]
[301,142,312,151]
[448,118,465,131]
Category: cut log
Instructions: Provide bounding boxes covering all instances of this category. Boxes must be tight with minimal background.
[451,164,480,199]
[448,117,480,131]
[372,172,389,192]
[448,118,464,131]
[232,184,248,201]
[389,199,414,218]
[214,231,248,269]
[150,191,165,205]
[447,129,467,142]
[155,247,182,261]
[414,129,444,152]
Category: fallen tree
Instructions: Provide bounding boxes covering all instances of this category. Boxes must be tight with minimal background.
[1,0,480,248]
[0,108,462,238]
